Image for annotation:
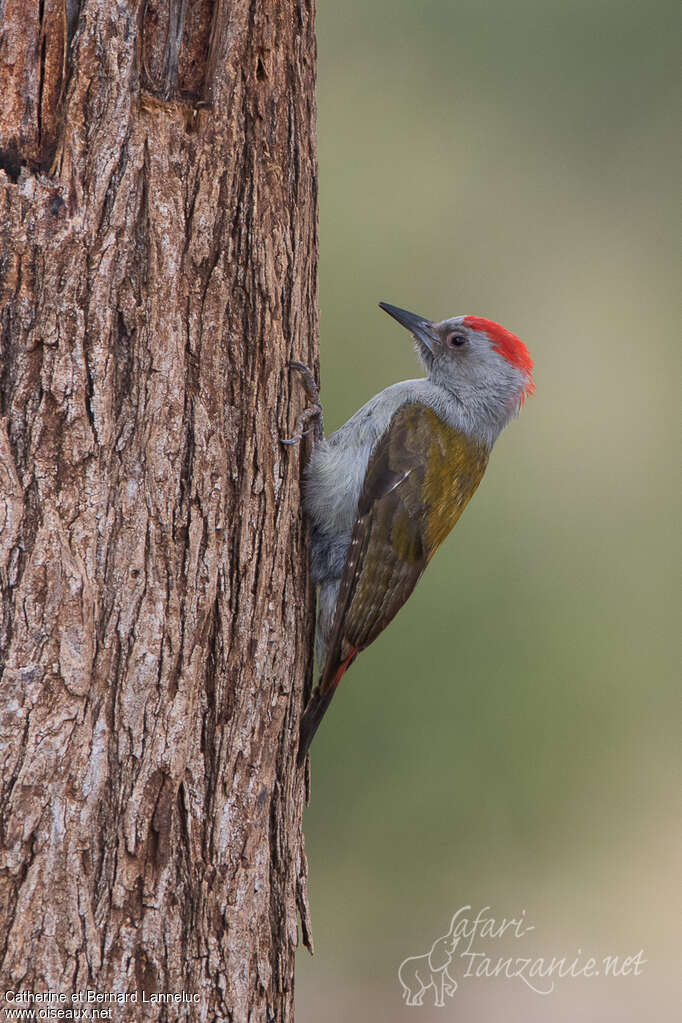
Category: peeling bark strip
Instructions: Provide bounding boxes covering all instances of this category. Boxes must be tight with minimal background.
[0,1,318,1019]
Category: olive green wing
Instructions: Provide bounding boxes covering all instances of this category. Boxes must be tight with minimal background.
[325,418,428,665]
[324,402,489,683]
[298,402,488,762]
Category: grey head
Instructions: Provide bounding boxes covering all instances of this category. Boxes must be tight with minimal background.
[379,301,534,424]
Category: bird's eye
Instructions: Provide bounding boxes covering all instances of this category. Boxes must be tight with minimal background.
[448,333,466,348]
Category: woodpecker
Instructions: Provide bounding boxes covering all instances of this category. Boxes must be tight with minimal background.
[286,301,534,764]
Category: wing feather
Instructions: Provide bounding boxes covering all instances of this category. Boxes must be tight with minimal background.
[299,402,489,761]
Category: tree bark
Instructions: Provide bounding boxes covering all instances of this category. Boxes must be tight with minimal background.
[0,1,317,1019]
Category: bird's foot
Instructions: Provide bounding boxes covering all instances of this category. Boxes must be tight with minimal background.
[289,361,320,402]
[281,361,323,445]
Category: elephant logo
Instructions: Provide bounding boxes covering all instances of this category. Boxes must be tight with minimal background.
[398,914,460,1007]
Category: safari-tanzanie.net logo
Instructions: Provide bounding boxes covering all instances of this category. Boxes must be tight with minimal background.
[397,905,646,1007]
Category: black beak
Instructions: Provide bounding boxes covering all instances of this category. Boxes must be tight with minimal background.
[379,302,439,353]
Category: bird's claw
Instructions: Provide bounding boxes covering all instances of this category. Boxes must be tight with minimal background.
[281,430,312,446]
[281,361,323,446]
[280,408,322,446]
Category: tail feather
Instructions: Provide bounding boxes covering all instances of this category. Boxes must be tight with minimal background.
[297,648,357,765]
[297,687,336,766]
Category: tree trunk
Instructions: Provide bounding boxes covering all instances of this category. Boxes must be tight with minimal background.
[0,1,317,1019]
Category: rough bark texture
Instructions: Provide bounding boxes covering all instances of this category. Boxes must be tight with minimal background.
[0,1,318,1019]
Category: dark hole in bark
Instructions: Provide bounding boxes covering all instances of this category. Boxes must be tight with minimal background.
[0,146,25,183]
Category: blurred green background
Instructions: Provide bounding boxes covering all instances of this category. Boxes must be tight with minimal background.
[296,1,680,1019]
